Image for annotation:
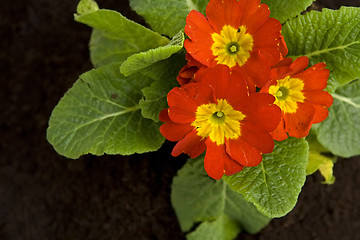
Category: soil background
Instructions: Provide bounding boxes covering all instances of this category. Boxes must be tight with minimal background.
[1,0,360,239]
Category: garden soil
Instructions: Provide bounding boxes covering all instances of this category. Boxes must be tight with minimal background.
[1,0,360,239]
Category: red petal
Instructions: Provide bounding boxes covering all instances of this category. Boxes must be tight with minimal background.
[252,18,282,66]
[225,138,263,167]
[204,139,226,180]
[246,104,281,132]
[241,93,281,132]
[159,107,194,142]
[204,139,244,179]
[311,104,330,124]
[304,91,333,108]
[206,0,242,32]
[269,57,308,83]
[304,90,333,124]
[241,3,270,34]
[270,117,288,141]
[224,157,244,176]
[225,70,251,107]
[246,107,281,134]
[185,53,203,67]
[273,57,293,69]
[239,122,275,154]
[168,107,196,124]
[176,65,199,86]
[159,109,170,122]
[160,122,194,142]
[289,56,309,75]
[293,62,329,90]
[269,66,291,80]
[171,130,206,158]
[284,102,315,138]
[168,83,216,124]
[279,35,289,58]
[184,10,215,67]
[197,65,231,97]
[199,66,249,108]
[242,50,271,87]
[243,92,275,113]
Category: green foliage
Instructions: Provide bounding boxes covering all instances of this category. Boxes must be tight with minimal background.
[129,0,208,37]
[171,156,270,235]
[224,138,309,218]
[47,64,164,159]
[306,133,336,184]
[283,7,360,92]
[50,2,360,238]
[307,151,335,184]
[186,214,241,240]
[75,8,169,67]
[139,54,185,121]
[262,0,313,23]
[76,0,99,15]
[313,80,360,158]
[120,31,185,76]
[89,29,134,67]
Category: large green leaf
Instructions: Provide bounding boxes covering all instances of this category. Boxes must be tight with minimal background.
[47,64,164,159]
[283,7,360,92]
[224,184,270,234]
[75,7,169,66]
[139,53,186,122]
[313,80,360,158]
[89,29,135,67]
[120,31,185,76]
[262,0,313,23]
[129,0,208,37]
[224,138,309,218]
[186,214,241,240]
[171,156,270,234]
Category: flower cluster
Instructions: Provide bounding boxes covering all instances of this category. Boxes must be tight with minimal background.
[160,0,333,180]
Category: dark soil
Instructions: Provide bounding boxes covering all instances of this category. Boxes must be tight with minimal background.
[1,0,360,239]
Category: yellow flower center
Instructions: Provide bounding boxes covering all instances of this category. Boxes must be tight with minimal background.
[211,25,254,68]
[191,99,246,145]
[268,76,305,114]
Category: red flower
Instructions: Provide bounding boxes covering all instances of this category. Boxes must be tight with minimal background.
[160,66,281,179]
[261,56,333,141]
[184,0,283,88]
[176,53,206,86]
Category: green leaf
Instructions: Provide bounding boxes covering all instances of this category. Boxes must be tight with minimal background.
[129,0,208,37]
[318,159,335,184]
[47,64,164,159]
[76,0,99,15]
[75,8,169,64]
[307,151,335,184]
[224,138,309,218]
[89,29,135,67]
[186,214,241,240]
[261,0,313,23]
[139,53,186,121]
[224,184,270,234]
[313,80,360,158]
[306,133,336,184]
[283,7,360,92]
[171,156,270,234]
[120,31,185,76]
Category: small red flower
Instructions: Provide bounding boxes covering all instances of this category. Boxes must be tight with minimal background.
[176,53,206,86]
[184,0,283,88]
[160,66,281,179]
[261,56,333,141]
